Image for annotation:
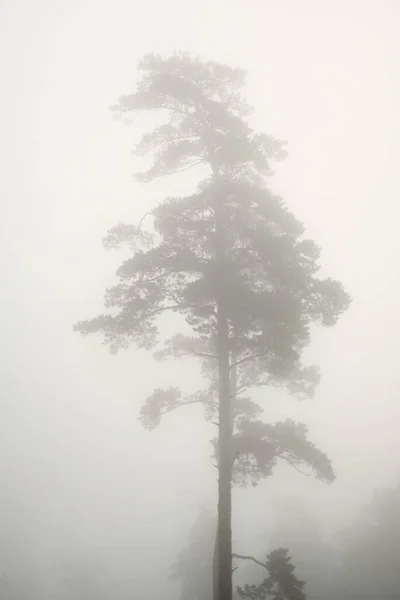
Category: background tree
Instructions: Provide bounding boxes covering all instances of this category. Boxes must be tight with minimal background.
[171,507,215,600]
[256,496,338,600]
[174,507,307,600]
[237,548,306,600]
[333,481,400,600]
[50,547,116,600]
[75,51,351,600]
[242,487,400,600]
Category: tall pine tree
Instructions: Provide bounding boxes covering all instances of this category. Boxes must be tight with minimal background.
[75,52,351,600]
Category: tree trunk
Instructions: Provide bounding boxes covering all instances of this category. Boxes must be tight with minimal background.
[213,531,218,600]
[212,170,233,600]
[216,305,232,600]
[213,352,237,599]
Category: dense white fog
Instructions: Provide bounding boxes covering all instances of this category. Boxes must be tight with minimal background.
[1,1,399,598]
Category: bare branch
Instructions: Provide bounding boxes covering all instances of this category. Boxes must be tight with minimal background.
[170,158,206,174]
[141,158,206,182]
[280,455,311,477]
[189,349,218,360]
[230,385,247,398]
[232,553,267,570]
[230,353,268,370]
[158,398,206,417]
[138,211,152,229]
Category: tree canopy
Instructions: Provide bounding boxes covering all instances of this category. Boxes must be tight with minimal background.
[75,54,349,492]
[75,52,350,365]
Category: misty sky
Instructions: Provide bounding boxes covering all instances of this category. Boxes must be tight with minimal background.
[1,0,400,595]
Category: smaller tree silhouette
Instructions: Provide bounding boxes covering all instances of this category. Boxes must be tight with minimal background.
[237,548,306,600]
[171,507,215,600]
[173,508,307,600]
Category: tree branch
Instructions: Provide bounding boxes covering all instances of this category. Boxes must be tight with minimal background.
[280,454,311,477]
[189,349,218,360]
[230,353,268,370]
[138,211,152,229]
[232,553,267,570]
[230,385,247,398]
[158,398,206,417]
[144,158,206,181]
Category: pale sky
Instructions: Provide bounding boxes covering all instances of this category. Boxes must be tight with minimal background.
[1,0,399,595]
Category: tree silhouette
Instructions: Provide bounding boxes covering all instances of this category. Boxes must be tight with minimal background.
[335,482,400,600]
[174,508,308,600]
[171,507,215,600]
[75,52,351,600]
[237,548,306,600]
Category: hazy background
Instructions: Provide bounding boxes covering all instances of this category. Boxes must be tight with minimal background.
[1,0,399,597]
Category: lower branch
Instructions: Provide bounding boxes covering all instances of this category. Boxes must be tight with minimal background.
[280,455,311,477]
[232,553,267,570]
[159,398,207,417]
